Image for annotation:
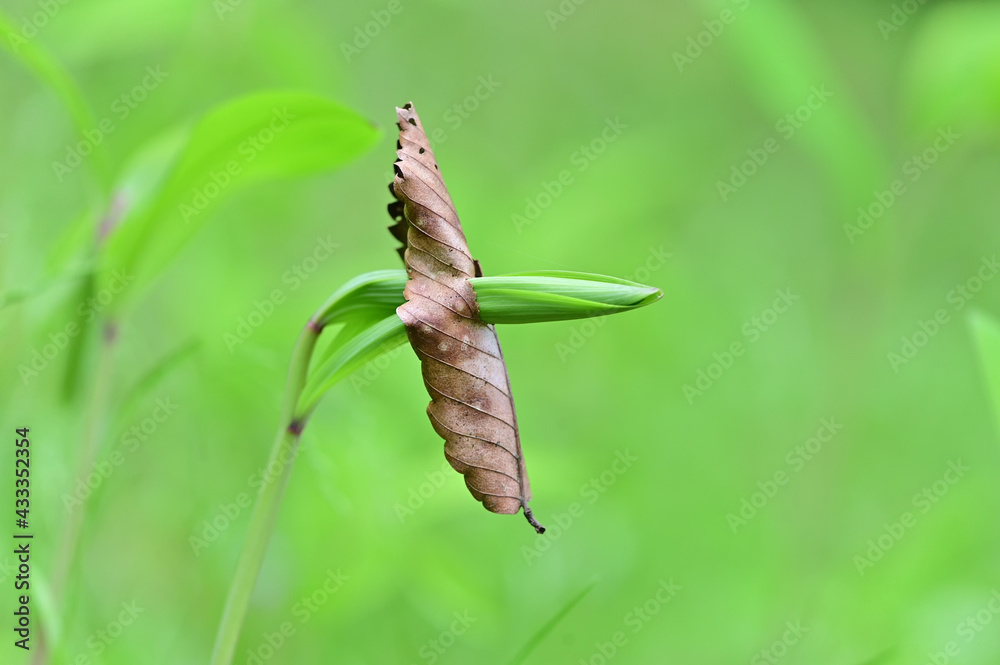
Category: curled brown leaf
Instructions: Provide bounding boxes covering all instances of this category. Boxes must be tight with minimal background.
[387,102,544,533]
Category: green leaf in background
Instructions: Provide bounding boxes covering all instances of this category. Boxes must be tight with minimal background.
[705,0,887,214]
[99,91,380,307]
[0,8,111,187]
[58,128,192,401]
[108,125,190,228]
[969,309,1000,434]
[902,3,1000,136]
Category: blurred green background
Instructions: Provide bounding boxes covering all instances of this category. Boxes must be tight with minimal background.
[3,0,1000,663]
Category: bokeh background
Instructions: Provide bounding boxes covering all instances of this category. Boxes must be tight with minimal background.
[3,0,1000,663]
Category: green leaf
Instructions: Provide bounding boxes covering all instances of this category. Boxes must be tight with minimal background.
[706,0,887,213]
[45,206,102,278]
[109,125,190,229]
[312,269,408,330]
[98,91,380,308]
[297,314,407,417]
[307,269,408,372]
[902,3,1000,135]
[301,268,662,329]
[295,270,408,415]
[0,9,111,187]
[472,270,662,324]
[293,269,660,418]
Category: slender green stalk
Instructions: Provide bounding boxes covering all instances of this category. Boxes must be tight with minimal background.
[34,321,118,665]
[209,321,320,665]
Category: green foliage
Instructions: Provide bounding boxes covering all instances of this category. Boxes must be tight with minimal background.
[471,271,661,324]
[298,270,660,415]
[100,91,380,306]
[903,3,1000,134]
[0,8,111,185]
[3,2,1000,664]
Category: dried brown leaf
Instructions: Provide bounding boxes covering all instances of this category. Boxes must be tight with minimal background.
[387,103,544,533]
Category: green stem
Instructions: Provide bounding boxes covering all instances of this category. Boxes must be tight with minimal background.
[34,321,118,665]
[209,321,321,665]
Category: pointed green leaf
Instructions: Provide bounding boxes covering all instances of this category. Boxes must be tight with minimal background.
[312,269,408,330]
[472,270,662,324]
[98,91,380,308]
[298,314,407,417]
[292,269,661,417]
